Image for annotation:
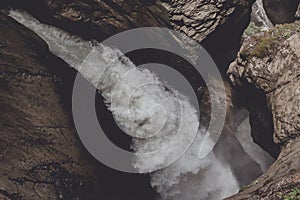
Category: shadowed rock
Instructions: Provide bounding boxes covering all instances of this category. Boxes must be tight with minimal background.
[263,0,300,24]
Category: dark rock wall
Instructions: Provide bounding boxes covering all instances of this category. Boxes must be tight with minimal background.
[4,0,170,41]
[3,0,255,72]
[0,13,97,199]
[263,0,300,24]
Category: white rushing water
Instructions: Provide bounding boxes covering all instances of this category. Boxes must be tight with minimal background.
[9,10,274,200]
[150,129,239,200]
[8,9,199,174]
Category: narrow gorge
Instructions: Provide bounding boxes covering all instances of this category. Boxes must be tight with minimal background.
[0,0,299,200]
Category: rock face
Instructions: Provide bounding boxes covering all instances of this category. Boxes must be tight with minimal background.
[227,21,300,199]
[0,13,97,199]
[250,0,273,29]
[162,0,253,42]
[228,22,300,144]
[263,0,300,24]
[4,0,170,41]
[4,0,255,71]
[162,0,255,71]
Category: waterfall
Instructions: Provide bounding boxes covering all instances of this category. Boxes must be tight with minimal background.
[8,9,199,174]
[9,10,274,200]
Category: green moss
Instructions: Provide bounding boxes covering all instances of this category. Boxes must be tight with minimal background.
[241,21,300,59]
[251,36,276,58]
[277,188,300,200]
[244,22,262,36]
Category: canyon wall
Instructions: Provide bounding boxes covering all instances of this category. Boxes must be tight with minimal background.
[227,20,300,200]
[0,0,299,199]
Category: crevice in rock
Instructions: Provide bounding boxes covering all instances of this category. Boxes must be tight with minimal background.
[231,82,280,158]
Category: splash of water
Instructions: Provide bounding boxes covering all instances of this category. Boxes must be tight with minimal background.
[8,10,200,173]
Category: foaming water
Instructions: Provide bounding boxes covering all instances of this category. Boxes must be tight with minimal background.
[151,129,239,200]
[9,10,273,200]
[8,10,199,173]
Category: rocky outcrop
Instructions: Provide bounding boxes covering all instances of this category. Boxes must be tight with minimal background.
[263,0,300,24]
[162,0,253,42]
[227,21,300,199]
[228,22,300,144]
[250,0,273,29]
